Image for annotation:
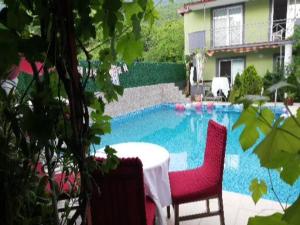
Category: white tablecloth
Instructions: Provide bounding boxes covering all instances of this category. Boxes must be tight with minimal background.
[96,142,172,225]
[211,77,230,97]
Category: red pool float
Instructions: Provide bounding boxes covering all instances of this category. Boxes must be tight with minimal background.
[194,102,202,111]
[207,102,214,110]
[175,103,185,111]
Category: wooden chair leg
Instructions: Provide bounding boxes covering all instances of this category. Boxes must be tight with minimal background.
[167,205,170,219]
[218,195,225,225]
[174,204,179,225]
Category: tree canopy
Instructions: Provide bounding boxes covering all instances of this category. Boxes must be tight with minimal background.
[142,0,185,62]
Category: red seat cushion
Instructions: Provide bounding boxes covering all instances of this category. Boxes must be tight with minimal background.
[51,172,79,194]
[169,166,221,204]
[36,162,79,197]
[145,197,156,225]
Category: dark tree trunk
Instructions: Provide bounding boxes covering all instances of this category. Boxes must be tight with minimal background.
[51,0,90,223]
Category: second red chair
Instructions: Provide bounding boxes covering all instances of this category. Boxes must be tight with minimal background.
[168,120,227,225]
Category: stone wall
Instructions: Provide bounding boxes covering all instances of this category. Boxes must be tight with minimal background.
[104,83,189,117]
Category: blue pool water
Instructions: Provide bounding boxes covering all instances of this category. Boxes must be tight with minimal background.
[93,104,300,203]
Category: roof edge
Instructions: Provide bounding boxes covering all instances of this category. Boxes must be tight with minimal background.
[177,0,216,16]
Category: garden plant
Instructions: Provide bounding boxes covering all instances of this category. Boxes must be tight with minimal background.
[0,0,159,224]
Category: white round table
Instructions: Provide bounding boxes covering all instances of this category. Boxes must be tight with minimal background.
[96,142,171,225]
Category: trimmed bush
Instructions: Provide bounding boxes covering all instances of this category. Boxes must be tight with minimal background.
[119,62,185,88]
[229,66,263,103]
[240,65,263,95]
[229,73,241,103]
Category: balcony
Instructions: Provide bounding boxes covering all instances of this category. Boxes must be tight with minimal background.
[188,19,293,53]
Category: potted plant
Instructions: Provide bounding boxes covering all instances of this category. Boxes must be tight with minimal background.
[284,92,295,106]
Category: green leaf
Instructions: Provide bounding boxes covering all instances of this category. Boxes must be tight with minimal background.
[101,146,119,173]
[248,213,287,225]
[143,0,159,26]
[267,81,293,93]
[233,106,261,150]
[258,108,274,134]
[0,22,8,30]
[123,2,143,22]
[233,106,257,130]
[249,178,267,204]
[239,126,260,151]
[283,196,300,225]
[116,33,143,63]
[91,136,101,145]
[132,15,142,38]
[254,130,291,169]
[280,154,300,185]
[7,8,32,31]
[254,116,300,168]
[104,146,116,155]
[279,117,300,154]
[0,29,19,77]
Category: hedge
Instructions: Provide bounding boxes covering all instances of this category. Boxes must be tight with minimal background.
[119,62,185,88]
[15,62,186,94]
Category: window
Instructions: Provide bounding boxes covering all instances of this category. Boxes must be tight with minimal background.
[188,31,206,53]
[218,58,245,85]
[213,5,243,47]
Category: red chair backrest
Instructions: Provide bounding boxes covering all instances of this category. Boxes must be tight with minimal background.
[90,158,147,225]
[203,120,227,187]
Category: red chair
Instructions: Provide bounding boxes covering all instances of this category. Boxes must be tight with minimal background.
[167,120,227,225]
[89,158,156,225]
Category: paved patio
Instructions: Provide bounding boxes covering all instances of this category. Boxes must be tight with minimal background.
[164,191,284,225]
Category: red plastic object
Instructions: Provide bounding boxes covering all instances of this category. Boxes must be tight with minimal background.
[207,102,214,110]
[194,102,202,111]
[175,103,185,111]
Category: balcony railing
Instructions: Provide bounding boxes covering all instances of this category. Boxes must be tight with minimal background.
[189,19,294,52]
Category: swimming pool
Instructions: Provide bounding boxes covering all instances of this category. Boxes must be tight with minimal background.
[94,104,300,203]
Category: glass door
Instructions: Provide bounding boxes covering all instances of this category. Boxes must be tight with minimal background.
[219,60,231,83]
[231,59,244,85]
[219,58,244,86]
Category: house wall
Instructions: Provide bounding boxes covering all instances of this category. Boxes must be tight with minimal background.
[183,0,271,54]
[244,0,270,43]
[184,10,211,55]
[203,48,279,80]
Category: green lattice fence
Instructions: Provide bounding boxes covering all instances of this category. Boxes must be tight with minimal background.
[119,62,185,88]
[16,62,185,93]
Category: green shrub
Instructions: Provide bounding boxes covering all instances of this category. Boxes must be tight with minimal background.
[263,69,285,101]
[229,73,241,103]
[233,73,242,89]
[240,65,263,95]
[287,73,300,102]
